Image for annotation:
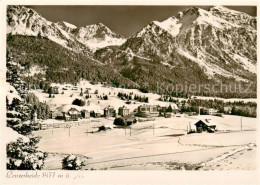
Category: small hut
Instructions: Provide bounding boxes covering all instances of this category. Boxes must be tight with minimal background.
[194,119,216,133]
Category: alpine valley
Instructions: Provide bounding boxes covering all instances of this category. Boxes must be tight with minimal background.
[7,5,257,98]
[5,5,258,172]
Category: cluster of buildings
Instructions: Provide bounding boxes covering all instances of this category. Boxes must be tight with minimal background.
[50,108,90,121]
[176,100,220,116]
[224,105,256,117]
[48,100,222,124]
[49,103,183,121]
[137,105,159,117]
[49,105,131,121]
[137,104,180,118]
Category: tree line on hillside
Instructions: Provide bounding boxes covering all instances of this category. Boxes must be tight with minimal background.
[7,35,135,90]
[7,35,257,99]
[117,92,149,103]
[25,93,51,120]
[115,51,256,99]
[6,52,47,170]
[158,95,257,117]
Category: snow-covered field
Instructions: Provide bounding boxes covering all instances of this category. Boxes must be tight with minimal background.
[30,80,178,113]
[30,80,256,114]
[33,114,257,170]
[28,80,258,170]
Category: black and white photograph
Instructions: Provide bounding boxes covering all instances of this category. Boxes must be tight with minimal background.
[1,0,259,184]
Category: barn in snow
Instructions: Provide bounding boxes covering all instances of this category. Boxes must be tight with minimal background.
[194,119,217,133]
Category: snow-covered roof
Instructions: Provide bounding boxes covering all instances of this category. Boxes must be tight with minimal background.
[126,118,135,122]
[119,106,129,110]
[104,105,115,110]
[57,104,82,112]
[68,107,79,112]
[68,107,80,115]
[193,119,217,126]
[94,110,102,114]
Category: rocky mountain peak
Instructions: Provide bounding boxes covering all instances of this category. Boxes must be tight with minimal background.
[56,21,77,31]
[209,5,256,29]
[97,5,256,83]
[7,5,126,52]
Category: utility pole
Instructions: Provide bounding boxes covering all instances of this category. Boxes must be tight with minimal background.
[153,124,155,135]
[130,127,131,136]
[241,116,242,130]
[223,102,225,114]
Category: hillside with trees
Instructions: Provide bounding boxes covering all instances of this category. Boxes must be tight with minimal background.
[6,52,47,169]
[7,34,256,99]
[7,35,136,90]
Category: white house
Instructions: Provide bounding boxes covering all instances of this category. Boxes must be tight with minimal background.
[203,108,218,115]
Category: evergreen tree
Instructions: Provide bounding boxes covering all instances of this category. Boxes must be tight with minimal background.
[167,105,173,112]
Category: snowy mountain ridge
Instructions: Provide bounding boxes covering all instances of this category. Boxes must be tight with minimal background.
[71,23,126,51]
[6,5,257,98]
[96,5,256,82]
[7,5,126,52]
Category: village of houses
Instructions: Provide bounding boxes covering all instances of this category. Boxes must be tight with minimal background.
[35,81,221,132]
[29,80,257,170]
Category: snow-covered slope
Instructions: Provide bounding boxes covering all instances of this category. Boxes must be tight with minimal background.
[209,6,256,30]
[96,6,256,82]
[6,5,256,97]
[7,6,126,52]
[56,21,77,30]
[153,17,182,37]
[71,23,126,51]
[7,6,90,53]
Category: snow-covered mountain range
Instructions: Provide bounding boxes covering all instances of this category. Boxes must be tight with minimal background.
[96,6,256,81]
[6,5,257,97]
[7,5,126,52]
